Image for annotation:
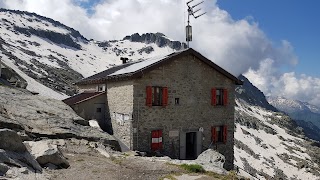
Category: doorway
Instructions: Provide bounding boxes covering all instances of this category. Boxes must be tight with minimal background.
[186,132,197,159]
[180,131,202,160]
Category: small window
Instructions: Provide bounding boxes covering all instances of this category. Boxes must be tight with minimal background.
[211,88,228,106]
[216,89,224,105]
[175,98,180,105]
[152,87,163,106]
[97,84,105,92]
[96,108,102,112]
[146,86,168,107]
[212,125,228,144]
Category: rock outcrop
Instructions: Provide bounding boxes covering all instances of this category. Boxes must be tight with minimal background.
[25,141,69,169]
[123,33,187,50]
[0,85,120,178]
[0,129,26,152]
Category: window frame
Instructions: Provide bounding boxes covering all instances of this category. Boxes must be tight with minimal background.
[146,86,168,107]
[216,89,224,106]
[152,86,163,106]
[211,88,228,106]
[212,125,228,144]
[97,84,105,92]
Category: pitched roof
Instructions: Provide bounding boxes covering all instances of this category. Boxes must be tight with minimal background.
[76,48,243,85]
[63,91,105,106]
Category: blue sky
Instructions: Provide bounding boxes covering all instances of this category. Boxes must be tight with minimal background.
[217,0,320,77]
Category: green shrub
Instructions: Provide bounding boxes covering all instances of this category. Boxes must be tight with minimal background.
[180,164,205,173]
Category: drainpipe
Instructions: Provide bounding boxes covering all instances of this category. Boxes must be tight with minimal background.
[137,99,139,149]
[0,56,2,78]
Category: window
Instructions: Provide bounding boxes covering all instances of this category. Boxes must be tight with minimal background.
[175,98,180,105]
[96,108,102,112]
[152,87,162,106]
[151,130,163,151]
[211,125,228,144]
[211,88,228,106]
[97,84,105,92]
[146,86,168,107]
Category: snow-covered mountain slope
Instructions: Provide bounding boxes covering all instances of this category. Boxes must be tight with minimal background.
[235,77,320,179]
[267,96,320,141]
[0,9,184,99]
[235,99,320,179]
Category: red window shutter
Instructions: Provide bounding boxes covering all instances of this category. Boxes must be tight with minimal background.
[223,89,228,106]
[162,87,168,107]
[151,130,159,151]
[223,125,228,144]
[211,88,216,106]
[211,127,217,143]
[158,130,163,149]
[146,86,152,107]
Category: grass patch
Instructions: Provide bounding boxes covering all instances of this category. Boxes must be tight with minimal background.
[179,164,205,173]
[159,174,177,180]
[110,156,124,165]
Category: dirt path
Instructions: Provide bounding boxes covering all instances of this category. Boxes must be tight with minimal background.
[45,139,220,180]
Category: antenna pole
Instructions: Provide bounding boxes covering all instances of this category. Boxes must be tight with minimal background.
[185,0,206,48]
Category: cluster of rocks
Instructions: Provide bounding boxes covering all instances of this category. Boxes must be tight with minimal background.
[0,85,120,178]
[137,46,154,54]
[0,129,67,179]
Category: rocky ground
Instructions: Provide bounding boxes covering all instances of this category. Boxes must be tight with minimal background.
[45,138,239,180]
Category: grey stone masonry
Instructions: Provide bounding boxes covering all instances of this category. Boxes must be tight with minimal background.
[105,54,236,170]
[106,80,134,149]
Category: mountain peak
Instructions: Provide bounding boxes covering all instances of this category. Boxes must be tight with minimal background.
[236,75,278,112]
[123,32,187,50]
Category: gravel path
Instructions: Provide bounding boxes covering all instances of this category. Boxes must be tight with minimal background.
[44,139,223,180]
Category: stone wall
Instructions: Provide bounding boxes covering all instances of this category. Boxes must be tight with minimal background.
[106,80,134,149]
[132,55,235,170]
[72,94,106,120]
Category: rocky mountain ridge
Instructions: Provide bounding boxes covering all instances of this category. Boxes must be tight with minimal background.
[0,8,320,180]
[268,96,320,141]
[0,8,182,98]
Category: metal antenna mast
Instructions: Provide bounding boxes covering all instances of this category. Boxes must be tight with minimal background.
[186,0,206,48]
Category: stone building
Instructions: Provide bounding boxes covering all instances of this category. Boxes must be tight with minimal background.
[63,91,106,126]
[73,48,242,170]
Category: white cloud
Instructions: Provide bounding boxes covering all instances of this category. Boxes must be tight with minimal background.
[1,0,319,106]
[245,60,320,106]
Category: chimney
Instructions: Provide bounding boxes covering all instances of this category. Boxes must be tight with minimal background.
[120,57,128,64]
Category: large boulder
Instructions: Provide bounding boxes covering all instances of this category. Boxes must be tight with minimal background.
[24,140,69,168]
[169,149,227,174]
[196,149,225,168]
[0,163,9,175]
[0,149,42,173]
[0,129,26,152]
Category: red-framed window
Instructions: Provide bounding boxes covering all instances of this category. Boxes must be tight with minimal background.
[146,86,168,107]
[151,130,163,151]
[211,125,228,144]
[211,88,228,106]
